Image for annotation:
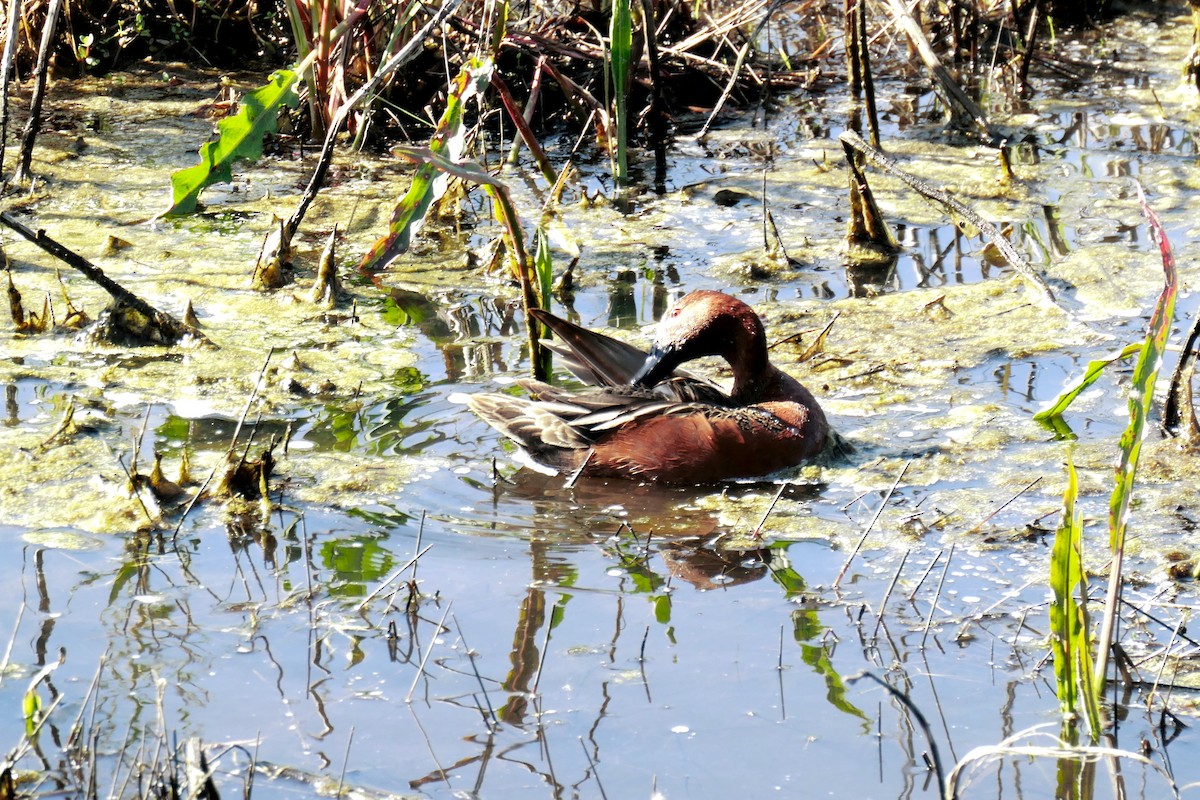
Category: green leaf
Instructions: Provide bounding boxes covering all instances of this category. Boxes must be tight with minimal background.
[23,689,40,737]
[1049,452,1081,716]
[1049,451,1101,737]
[1109,193,1177,553]
[534,226,553,313]
[799,640,869,724]
[1033,343,1141,422]
[167,69,300,216]
[608,0,632,184]
[653,594,672,624]
[358,58,493,272]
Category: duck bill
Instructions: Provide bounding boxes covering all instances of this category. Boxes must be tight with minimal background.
[631,343,679,387]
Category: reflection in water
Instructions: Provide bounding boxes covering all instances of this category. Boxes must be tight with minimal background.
[4,477,1192,799]
[4,384,16,426]
[845,255,898,297]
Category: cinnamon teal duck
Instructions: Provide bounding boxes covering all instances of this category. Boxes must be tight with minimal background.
[464,290,830,484]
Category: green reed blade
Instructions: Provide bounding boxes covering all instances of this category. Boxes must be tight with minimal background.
[609,0,632,185]
[358,58,493,272]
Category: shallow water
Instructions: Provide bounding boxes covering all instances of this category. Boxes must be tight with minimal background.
[3,8,1200,800]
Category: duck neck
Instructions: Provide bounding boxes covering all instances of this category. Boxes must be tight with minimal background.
[728,336,772,403]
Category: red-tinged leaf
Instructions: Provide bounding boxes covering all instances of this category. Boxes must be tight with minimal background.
[358,58,493,272]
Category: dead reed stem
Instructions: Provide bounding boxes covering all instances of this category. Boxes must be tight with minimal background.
[14,0,62,182]
[921,541,955,650]
[835,459,909,589]
[0,0,22,177]
[838,131,1061,311]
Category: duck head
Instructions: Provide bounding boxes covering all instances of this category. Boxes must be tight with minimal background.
[631,290,769,393]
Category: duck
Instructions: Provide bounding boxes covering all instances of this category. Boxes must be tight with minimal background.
[464,290,830,484]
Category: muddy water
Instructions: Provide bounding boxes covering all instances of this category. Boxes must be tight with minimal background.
[2,8,1200,800]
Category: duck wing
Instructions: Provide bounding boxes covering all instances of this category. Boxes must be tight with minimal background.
[516,379,722,437]
[529,309,731,404]
[531,309,648,386]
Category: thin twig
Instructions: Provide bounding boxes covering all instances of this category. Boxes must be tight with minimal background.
[835,460,910,589]
[334,727,355,800]
[921,542,956,649]
[357,545,434,610]
[849,671,947,799]
[907,550,942,603]
[964,477,1042,535]
[871,549,909,642]
[752,482,791,538]
[532,604,555,696]
[227,349,275,458]
[454,616,499,728]
[0,601,24,684]
[579,737,610,800]
[407,602,453,702]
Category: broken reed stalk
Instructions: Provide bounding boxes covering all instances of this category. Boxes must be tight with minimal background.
[284,0,464,244]
[882,0,995,141]
[1163,309,1200,438]
[841,140,899,263]
[639,0,667,146]
[845,0,861,96]
[838,131,1060,309]
[0,0,22,177]
[14,0,63,182]
[847,0,881,149]
[0,211,209,345]
[1017,0,1044,96]
[490,72,557,183]
[834,459,909,589]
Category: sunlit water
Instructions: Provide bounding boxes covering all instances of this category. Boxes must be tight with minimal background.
[3,8,1200,800]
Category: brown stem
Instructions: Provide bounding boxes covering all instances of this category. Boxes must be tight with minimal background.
[14,0,64,182]
[0,211,208,346]
[490,72,557,184]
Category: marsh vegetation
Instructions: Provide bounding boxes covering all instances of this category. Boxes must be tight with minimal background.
[2,1,1200,798]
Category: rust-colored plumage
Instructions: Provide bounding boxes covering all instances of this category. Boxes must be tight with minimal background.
[465,290,830,484]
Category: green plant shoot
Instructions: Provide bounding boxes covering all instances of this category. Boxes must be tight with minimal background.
[1093,189,1178,690]
[389,144,548,379]
[534,226,553,323]
[1049,451,1101,739]
[358,57,493,272]
[167,69,300,216]
[609,0,633,184]
[1034,343,1141,422]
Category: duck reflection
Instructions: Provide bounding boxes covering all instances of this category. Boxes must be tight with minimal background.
[485,470,825,733]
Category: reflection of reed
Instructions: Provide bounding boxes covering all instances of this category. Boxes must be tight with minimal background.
[499,587,545,724]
